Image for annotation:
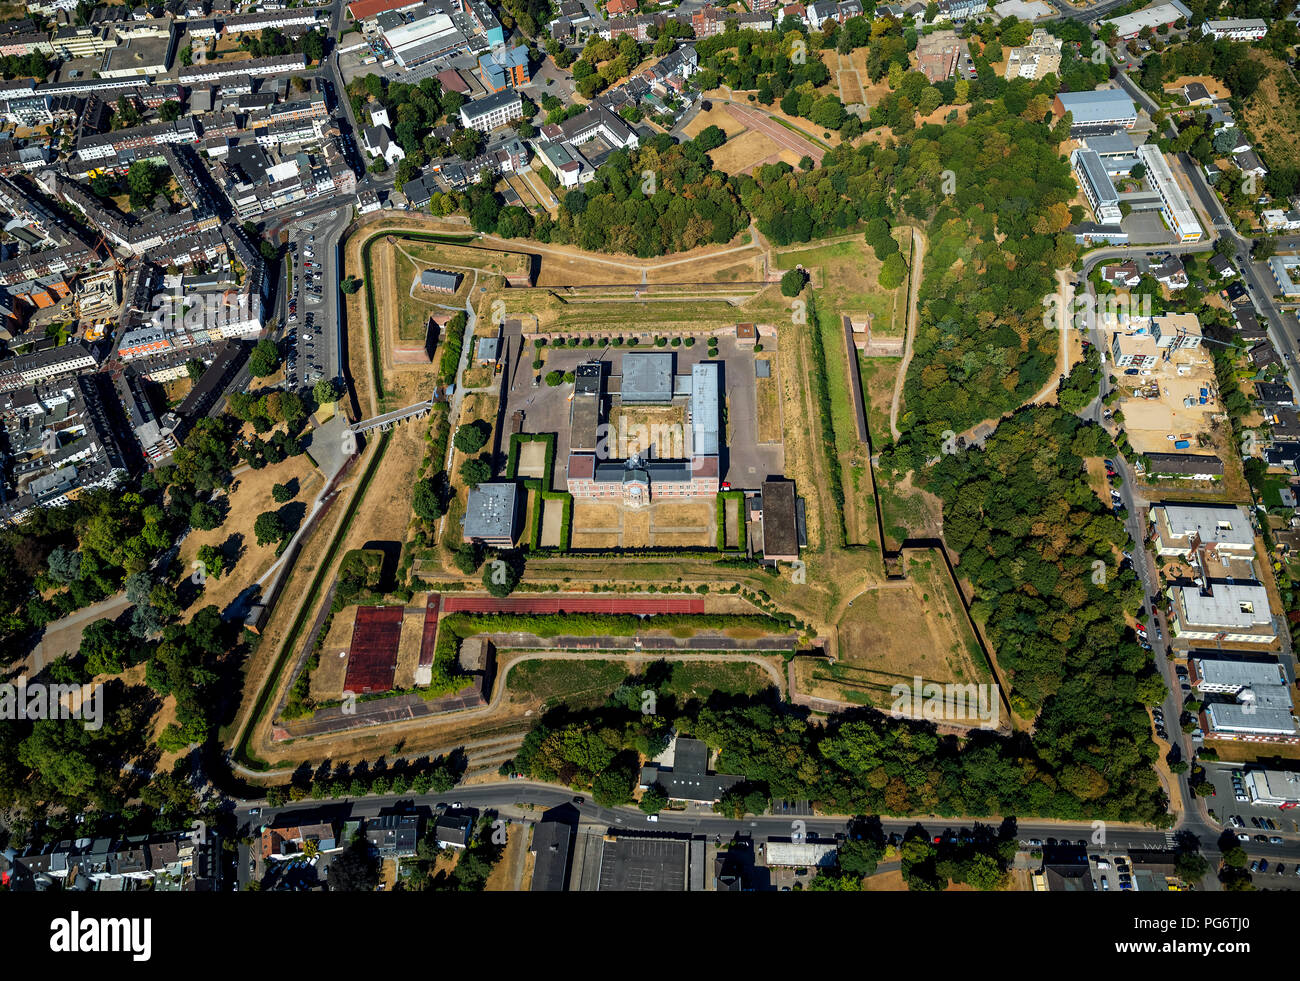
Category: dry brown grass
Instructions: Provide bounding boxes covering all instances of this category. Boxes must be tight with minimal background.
[178,451,322,619]
[1240,53,1300,181]
[710,128,785,176]
[310,608,355,701]
[755,357,782,443]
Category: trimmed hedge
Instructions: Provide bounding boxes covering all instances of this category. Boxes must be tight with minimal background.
[506,431,556,483]
[715,490,746,552]
[442,610,795,638]
[507,433,573,552]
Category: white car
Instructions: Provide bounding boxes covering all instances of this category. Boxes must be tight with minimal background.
[646,814,658,822]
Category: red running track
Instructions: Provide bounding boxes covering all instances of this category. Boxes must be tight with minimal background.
[439,595,705,615]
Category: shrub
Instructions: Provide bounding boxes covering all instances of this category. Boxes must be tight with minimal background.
[780,268,807,297]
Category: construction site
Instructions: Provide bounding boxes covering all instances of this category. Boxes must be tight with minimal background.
[1109,313,1225,457]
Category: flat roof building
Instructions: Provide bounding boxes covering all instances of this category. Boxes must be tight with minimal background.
[530,819,574,891]
[1102,0,1191,38]
[765,841,839,867]
[1189,656,1287,694]
[1144,452,1224,480]
[1244,768,1300,806]
[459,88,523,132]
[1150,503,1255,558]
[619,352,674,403]
[1137,144,1203,243]
[762,478,799,562]
[462,481,522,546]
[1054,90,1138,135]
[1071,147,1122,225]
[1170,581,1275,645]
[688,361,719,458]
[1201,18,1267,41]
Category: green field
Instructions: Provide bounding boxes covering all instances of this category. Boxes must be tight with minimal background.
[509,659,631,709]
[507,657,773,710]
[774,231,910,334]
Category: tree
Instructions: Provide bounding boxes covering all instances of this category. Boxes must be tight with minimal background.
[314,378,341,404]
[966,852,1006,891]
[327,839,379,892]
[254,511,286,547]
[248,338,280,378]
[412,479,445,522]
[838,837,883,878]
[879,252,908,290]
[126,160,167,209]
[1175,850,1209,884]
[483,550,524,597]
[159,100,182,122]
[46,546,81,584]
[79,618,132,675]
[459,458,491,488]
[453,542,483,575]
[196,543,225,580]
[189,500,222,532]
[780,268,807,297]
[340,275,362,295]
[454,421,490,454]
[272,482,294,504]
[545,370,564,387]
[639,783,669,814]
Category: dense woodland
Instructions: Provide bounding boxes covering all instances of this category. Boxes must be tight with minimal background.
[532,132,748,255]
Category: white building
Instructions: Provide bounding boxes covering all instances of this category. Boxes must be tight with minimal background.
[1150,503,1255,558]
[1200,19,1267,41]
[1101,0,1191,39]
[1071,147,1122,225]
[459,89,523,132]
[1170,581,1275,644]
[1244,768,1300,807]
[1137,143,1203,243]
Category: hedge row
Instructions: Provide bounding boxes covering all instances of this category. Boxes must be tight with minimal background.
[442,610,794,638]
[438,311,469,386]
[506,432,556,484]
[807,298,847,546]
[715,490,746,552]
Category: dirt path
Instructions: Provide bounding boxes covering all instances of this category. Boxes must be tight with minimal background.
[889,227,926,442]
[245,648,787,767]
[476,229,765,277]
[836,52,867,106]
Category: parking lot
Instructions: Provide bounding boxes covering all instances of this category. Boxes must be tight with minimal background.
[284,216,339,391]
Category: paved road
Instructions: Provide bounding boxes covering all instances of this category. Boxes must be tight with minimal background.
[19,592,132,675]
[229,779,1299,892]
[1114,66,1300,400]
